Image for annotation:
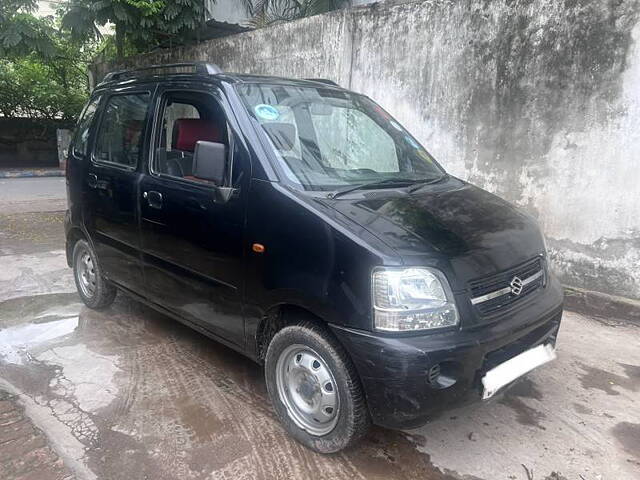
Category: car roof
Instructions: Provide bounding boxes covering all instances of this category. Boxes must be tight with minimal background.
[217,73,342,88]
[96,63,345,91]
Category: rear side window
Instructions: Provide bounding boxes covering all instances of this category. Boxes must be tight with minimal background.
[94,93,150,167]
[72,96,101,157]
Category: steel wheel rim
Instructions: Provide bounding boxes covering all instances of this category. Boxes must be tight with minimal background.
[275,344,340,436]
[76,248,96,298]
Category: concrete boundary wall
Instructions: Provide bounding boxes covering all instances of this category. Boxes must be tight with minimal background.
[92,0,640,301]
[0,118,71,169]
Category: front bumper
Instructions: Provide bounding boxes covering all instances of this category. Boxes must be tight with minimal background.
[331,276,563,430]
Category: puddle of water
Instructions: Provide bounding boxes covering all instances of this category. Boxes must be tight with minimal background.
[577,361,640,395]
[0,315,79,364]
[34,303,84,322]
[612,421,640,461]
[499,378,547,429]
[499,395,547,430]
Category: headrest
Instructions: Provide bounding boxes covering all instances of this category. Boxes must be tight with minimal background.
[124,120,143,144]
[262,122,296,152]
[173,118,221,152]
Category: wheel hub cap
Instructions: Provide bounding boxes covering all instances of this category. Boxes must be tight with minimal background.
[76,250,96,298]
[275,344,339,436]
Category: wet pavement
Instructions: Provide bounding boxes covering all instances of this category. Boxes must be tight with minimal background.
[0,389,73,480]
[1,187,639,480]
[2,293,467,480]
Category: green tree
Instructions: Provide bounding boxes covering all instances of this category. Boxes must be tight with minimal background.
[241,0,346,26]
[0,13,95,121]
[0,0,57,58]
[0,57,88,120]
[61,0,210,60]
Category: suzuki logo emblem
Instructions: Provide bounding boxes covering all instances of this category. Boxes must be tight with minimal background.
[510,276,524,295]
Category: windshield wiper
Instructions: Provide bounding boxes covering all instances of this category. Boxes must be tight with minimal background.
[406,173,449,193]
[327,178,418,199]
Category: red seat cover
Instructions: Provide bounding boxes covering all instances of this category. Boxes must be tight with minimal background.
[173,119,221,152]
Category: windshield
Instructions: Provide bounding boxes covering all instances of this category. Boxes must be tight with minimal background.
[236,84,445,191]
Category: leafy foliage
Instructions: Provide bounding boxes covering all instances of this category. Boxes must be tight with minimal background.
[0,0,214,121]
[241,0,346,27]
[0,57,88,120]
[61,0,211,59]
[0,16,94,121]
[0,0,57,58]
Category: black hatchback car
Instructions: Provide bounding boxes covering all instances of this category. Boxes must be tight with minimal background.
[65,62,563,453]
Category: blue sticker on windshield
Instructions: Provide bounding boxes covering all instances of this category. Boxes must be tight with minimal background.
[255,104,280,121]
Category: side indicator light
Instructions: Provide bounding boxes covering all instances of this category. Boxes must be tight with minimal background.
[252,243,265,253]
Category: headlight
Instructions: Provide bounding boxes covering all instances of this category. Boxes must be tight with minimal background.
[372,267,459,331]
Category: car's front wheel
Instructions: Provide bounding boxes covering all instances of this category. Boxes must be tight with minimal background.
[264,321,370,453]
[72,239,116,309]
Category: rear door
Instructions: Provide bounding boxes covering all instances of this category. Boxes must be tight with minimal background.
[83,86,154,294]
[138,84,250,346]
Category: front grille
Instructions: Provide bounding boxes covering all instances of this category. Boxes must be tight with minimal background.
[469,257,545,316]
[481,308,562,373]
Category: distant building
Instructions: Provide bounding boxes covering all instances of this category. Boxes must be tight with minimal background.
[206,0,251,26]
[204,0,381,28]
[35,0,58,18]
[35,0,381,40]
[36,0,114,34]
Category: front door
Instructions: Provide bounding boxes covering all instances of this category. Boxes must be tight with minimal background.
[83,88,153,294]
[138,86,249,346]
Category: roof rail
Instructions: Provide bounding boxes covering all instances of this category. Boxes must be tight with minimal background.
[304,78,340,87]
[101,62,223,84]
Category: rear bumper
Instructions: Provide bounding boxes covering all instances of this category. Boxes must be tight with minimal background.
[331,276,563,429]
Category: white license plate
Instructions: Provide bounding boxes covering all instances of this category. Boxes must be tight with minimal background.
[481,343,556,399]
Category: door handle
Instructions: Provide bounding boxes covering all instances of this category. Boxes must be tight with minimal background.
[143,190,163,209]
[87,173,98,188]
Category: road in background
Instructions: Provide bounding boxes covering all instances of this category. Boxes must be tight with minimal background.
[0,177,66,214]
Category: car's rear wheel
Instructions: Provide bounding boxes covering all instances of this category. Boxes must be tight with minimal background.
[265,321,370,453]
[72,239,116,309]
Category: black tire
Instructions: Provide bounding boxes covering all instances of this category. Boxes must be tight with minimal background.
[264,321,370,453]
[72,239,117,309]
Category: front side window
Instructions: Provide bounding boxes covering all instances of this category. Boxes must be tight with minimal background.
[154,91,228,182]
[236,84,444,191]
[72,95,101,157]
[94,93,150,167]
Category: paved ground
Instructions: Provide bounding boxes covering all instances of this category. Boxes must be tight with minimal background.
[0,390,73,480]
[0,178,639,480]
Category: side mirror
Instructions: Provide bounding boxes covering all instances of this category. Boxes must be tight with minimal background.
[192,141,226,186]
